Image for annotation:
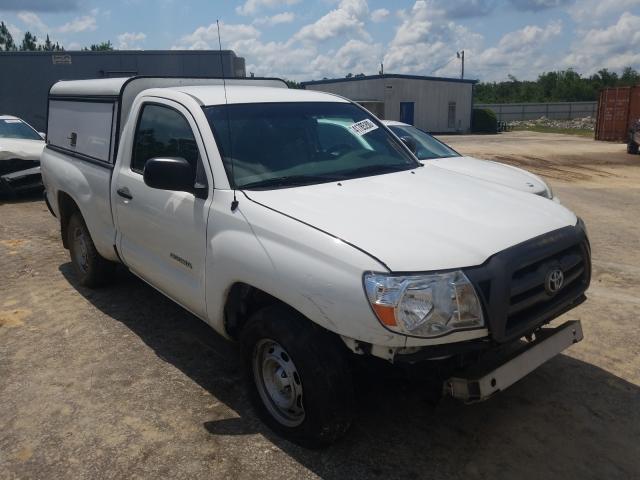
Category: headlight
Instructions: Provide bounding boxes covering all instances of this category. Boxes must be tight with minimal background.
[364,271,484,337]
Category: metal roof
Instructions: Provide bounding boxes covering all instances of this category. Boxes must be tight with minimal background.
[49,76,288,98]
[301,74,477,86]
[172,85,347,106]
[0,49,239,57]
[50,77,130,96]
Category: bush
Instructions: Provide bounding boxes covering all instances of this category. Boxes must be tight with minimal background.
[472,108,498,133]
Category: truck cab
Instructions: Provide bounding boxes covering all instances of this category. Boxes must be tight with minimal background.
[41,77,591,448]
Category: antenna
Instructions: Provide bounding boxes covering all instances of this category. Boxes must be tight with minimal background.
[217,20,238,211]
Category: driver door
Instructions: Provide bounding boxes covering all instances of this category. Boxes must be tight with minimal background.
[113,99,212,318]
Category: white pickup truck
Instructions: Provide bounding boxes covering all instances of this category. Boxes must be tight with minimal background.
[42,77,591,447]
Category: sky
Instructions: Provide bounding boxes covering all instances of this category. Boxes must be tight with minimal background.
[0,0,639,82]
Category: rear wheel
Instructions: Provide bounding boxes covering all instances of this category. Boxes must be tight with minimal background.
[240,305,354,448]
[67,212,114,287]
[628,141,639,154]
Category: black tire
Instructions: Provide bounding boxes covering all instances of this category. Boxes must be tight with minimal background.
[240,304,355,448]
[67,212,115,288]
[628,141,639,154]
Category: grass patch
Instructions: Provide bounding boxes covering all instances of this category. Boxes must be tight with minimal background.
[511,125,594,137]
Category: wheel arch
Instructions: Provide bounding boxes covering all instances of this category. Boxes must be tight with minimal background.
[223,282,315,340]
[57,191,81,249]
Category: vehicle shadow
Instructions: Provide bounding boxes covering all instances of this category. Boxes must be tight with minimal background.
[0,189,44,205]
[60,264,640,480]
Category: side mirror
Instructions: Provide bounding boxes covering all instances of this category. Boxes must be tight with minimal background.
[143,157,195,193]
[400,136,418,154]
[38,132,46,140]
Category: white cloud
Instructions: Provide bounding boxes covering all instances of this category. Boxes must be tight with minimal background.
[253,12,296,26]
[293,0,370,43]
[510,0,572,11]
[370,8,390,22]
[174,2,379,80]
[174,22,261,50]
[174,0,639,82]
[568,0,640,22]
[236,0,301,16]
[563,12,640,74]
[470,21,563,79]
[17,11,48,32]
[58,12,97,33]
[311,39,383,77]
[117,32,146,49]
[383,1,483,76]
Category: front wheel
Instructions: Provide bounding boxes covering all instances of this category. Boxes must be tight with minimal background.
[240,305,355,448]
[628,141,639,154]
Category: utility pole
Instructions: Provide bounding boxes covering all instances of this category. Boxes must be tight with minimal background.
[457,50,465,79]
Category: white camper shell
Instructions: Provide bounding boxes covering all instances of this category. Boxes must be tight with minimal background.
[46,76,288,166]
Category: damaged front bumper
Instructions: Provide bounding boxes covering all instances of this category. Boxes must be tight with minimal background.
[444,320,583,402]
[0,160,42,195]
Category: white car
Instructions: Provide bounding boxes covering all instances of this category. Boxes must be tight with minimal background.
[382,120,555,200]
[0,115,46,195]
[41,77,590,447]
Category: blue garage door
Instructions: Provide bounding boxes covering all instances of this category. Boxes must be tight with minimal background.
[399,102,415,125]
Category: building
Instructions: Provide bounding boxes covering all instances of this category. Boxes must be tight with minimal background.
[302,74,477,133]
[0,50,246,132]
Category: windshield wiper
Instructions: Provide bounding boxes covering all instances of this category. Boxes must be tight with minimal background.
[238,174,340,190]
[335,163,414,179]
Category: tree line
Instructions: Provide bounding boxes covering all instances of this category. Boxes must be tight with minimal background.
[474,68,640,103]
[0,21,113,52]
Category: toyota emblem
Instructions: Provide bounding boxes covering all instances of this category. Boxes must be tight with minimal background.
[545,269,564,294]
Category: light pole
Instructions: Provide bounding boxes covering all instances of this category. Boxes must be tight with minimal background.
[457,50,465,79]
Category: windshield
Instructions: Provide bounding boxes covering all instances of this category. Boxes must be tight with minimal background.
[388,125,459,160]
[0,118,42,141]
[204,102,419,189]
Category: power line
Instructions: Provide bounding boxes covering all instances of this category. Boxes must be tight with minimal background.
[430,56,457,75]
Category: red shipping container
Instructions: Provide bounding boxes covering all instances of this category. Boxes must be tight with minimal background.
[595,86,640,142]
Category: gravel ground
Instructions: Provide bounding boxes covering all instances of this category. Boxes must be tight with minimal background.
[1,131,639,479]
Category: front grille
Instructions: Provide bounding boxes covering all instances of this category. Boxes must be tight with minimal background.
[465,224,591,343]
[507,243,589,333]
[0,159,40,176]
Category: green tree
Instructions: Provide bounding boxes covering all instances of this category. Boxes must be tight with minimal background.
[473,67,640,104]
[0,21,16,51]
[84,41,114,51]
[284,79,303,89]
[620,67,640,86]
[20,31,38,51]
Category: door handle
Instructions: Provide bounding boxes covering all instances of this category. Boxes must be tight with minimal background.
[117,187,133,200]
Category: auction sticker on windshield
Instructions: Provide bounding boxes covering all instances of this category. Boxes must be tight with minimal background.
[349,119,378,136]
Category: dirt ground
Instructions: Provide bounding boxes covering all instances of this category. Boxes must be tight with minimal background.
[1,131,639,479]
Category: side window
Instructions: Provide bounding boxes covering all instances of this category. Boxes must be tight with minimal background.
[131,104,201,174]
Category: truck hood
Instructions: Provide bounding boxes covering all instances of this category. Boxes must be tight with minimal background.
[429,156,549,196]
[245,164,576,272]
[0,138,45,162]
